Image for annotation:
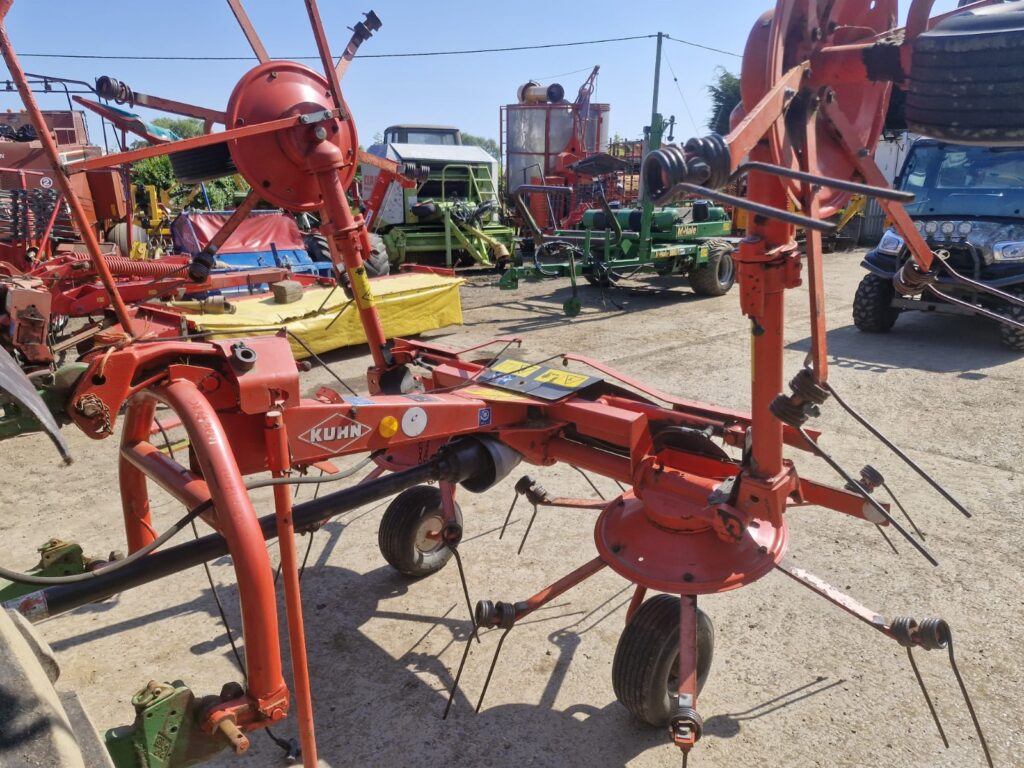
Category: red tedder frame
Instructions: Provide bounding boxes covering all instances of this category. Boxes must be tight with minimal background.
[0,1,1000,766]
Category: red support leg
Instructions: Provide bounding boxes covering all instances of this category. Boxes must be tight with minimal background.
[264,412,318,767]
[124,380,288,718]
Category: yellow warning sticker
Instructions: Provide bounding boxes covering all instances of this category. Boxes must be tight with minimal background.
[533,369,590,388]
[490,359,540,377]
[461,385,536,402]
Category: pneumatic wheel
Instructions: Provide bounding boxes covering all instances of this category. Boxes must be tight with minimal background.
[303,234,332,262]
[688,239,735,296]
[907,2,1024,144]
[304,233,390,277]
[852,273,900,333]
[365,233,391,277]
[998,287,1024,351]
[378,486,462,577]
[168,142,236,184]
[611,594,715,728]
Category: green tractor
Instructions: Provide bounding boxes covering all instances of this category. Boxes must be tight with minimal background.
[361,125,516,269]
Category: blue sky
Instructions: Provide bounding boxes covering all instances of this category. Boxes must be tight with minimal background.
[2,1,959,152]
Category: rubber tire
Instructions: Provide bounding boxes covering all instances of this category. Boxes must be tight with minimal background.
[378,486,462,578]
[303,233,332,262]
[168,142,236,184]
[365,233,391,277]
[304,232,389,278]
[853,273,900,333]
[105,222,149,258]
[907,3,1024,144]
[585,270,619,288]
[688,239,736,297]
[998,287,1024,351]
[611,594,715,728]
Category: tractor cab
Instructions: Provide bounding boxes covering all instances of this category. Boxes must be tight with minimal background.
[855,138,1024,349]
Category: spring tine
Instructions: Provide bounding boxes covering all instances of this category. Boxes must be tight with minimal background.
[449,545,480,645]
[934,258,1024,311]
[442,627,475,719]
[926,285,1024,330]
[498,493,518,540]
[475,626,514,713]
[571,464,606,501]
[667,182,837,233]
[947,638,995,768]
[822,382,972,518]
[881,481,927,540]
[906,647,949,748]
[517,503,540,556]
[798,428,938,566]
[875,524,900,555]
[738,161,915,202]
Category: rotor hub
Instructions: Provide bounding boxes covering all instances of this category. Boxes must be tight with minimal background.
[594,492,788,595]
[739,0,897,216]
[225,61,359,212]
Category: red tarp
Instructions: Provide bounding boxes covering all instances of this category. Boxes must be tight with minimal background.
[172,211,304,255]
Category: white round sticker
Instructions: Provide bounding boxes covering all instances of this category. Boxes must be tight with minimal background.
[400,406,427,437]
[39,176,53,189]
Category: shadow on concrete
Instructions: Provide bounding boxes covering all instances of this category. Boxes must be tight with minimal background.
[788,314,1021,377]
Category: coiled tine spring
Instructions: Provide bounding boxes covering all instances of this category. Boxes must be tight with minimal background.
[890,617,994,767]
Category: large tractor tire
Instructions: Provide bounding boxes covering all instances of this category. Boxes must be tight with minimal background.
[611,595,715,728]
[168,142,236,184]
[688,239,736,297]
[852,273,900,333]
[303,233,390,277]
[364,233,391,277]
[105,222,149,258]
[908,3,1024,144]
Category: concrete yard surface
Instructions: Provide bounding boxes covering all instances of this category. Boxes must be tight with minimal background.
[1,250,1022,767]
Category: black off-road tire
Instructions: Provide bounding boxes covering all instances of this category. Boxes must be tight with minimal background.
[378,486,461,578]
[304,232,389,283]
[688,239,736,296]
[168,142,236,184]
[998,288,1024,351]
[303,234,332,262]
[853,273,900,332]
[611,594,715,728]
[364,233,391,277]
[908,3,1024,144]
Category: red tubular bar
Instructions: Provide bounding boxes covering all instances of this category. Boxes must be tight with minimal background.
[513,557,608,623]
[119,397,159,552]
[673,596,699,751]
[119,380,287,709]
[121,440,211,513]
[316,169,389,369]
[0,16,135,333]
[264,412,318,767]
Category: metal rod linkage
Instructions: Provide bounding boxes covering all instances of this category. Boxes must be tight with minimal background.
[822,381,972,519]
[667,182,837,233]
[739,161,916,202]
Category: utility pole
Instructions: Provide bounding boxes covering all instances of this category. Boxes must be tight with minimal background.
[651,31,664,121]
[641,32,665,206]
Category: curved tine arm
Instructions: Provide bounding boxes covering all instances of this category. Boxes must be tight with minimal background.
[226,0,270,63]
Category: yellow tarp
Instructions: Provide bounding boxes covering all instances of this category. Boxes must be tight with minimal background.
[174,272,464,359]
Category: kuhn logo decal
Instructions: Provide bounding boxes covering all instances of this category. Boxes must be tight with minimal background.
[299,413,367,448]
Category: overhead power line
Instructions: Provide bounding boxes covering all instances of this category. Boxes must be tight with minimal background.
[664,34,742,58]
[12,33,740,63]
